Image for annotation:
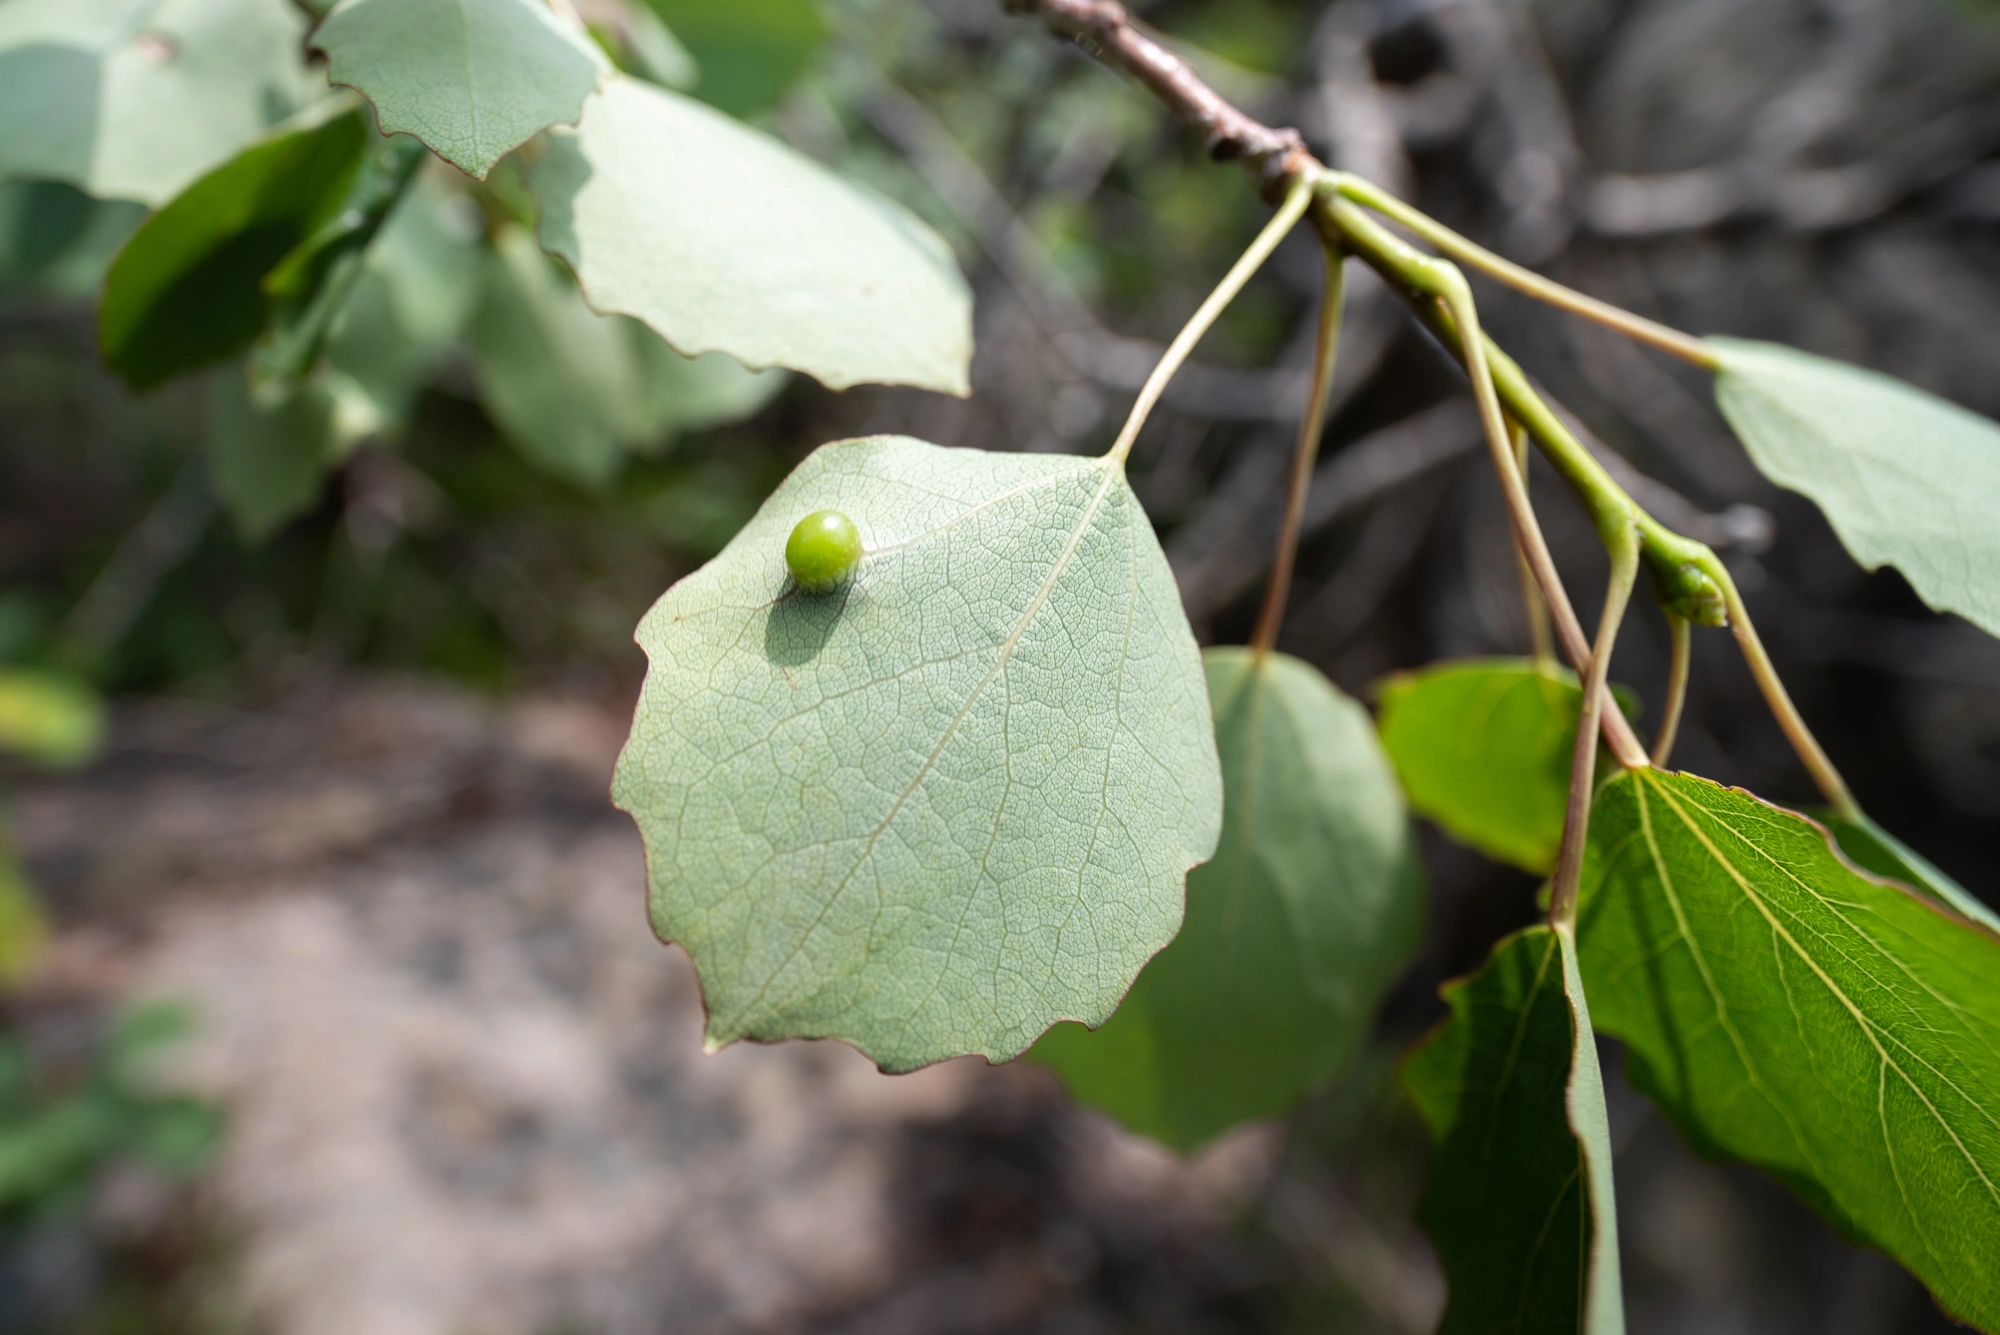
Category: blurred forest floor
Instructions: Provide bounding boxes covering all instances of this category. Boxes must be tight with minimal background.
[5,0,2000,1330]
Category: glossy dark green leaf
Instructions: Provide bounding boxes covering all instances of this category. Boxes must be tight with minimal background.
[640,0,824,117]
[0,0,324,205]
[204,365,346,540]
[1712,338,2000,640]
[1404,924,1625,1335]
[312,0,608,179]
[252,132,428,382]
[1377,658,1579,874]
[529,76,972,396]
[98,107,372,391]
[612,435,1222,1073]
[1578,769,2000,1329]
[1827,812,2000,937]
[1031,647,1423,1150]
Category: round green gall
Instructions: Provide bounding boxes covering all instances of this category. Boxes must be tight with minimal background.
[785,510,862,593]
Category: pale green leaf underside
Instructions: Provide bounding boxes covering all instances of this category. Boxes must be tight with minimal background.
[0,0,323,205]
[1579,768,2000,1329]
[1404,924,1625,1335]
[314,0,607,179]
[530,76,973,396]
[1377,657,1580,874]
[1712,337,2000,640]
[612,436,1221,1073]
[1031,648,1422,1150]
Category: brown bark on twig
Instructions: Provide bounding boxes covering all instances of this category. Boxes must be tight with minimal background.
[1003,0,1315,190]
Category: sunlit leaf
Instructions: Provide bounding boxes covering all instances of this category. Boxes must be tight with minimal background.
[0,668,105,768]
[529,75,972,396]
[1712,338,2000,640]
[98,106,372,391]
[1377,658,1579,874]
[1032,647,1422,1150]
[204,364,347,540]
[312,0,608,179]
[1827,811,2000,937]
[1578,768,2000,1329]
[612,435,1221,1072]
[641,0,824,117]
[0,0,324,205]
[0,840,48,987]
[1404,924,1625,1334]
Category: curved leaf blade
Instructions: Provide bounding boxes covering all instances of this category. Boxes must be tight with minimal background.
[1828,812,2000,937]
[1578,768,2000,1329]
[1404,924,1625,1335]
[0,0,324,206]
[1712,337,2000,639]
[98,106,372,390]
[312,0,607,179]
[611,436,1221,1072]
[1378,657,1580,874]
[1031,647,1424,1150]
[529,76,972,396]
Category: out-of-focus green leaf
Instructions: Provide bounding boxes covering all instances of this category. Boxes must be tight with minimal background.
[641,0,824,116]
[0,181,144,296]
[469,224,640,487]
[1404,924,1625,1335]
[98,106,372,391]
[204,364,348,540]
[530,75,972,396]
[0,0,324,205]
[1712,338,2000,641]
[253,133,429,383]
[1579,768,2000,1330]
[0,841,47,987]
[1827,811,2000,935]
[1376,658,1579,874]
[1032,648,1422,1150]
[323,176,485,436]
[313,0,608,179]
[0,668,105,768]
[470,224,787,485]
[613,435,1221,1073]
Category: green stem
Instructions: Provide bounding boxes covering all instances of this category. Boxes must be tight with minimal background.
[1652,613,1690,768]
[1551,525,1640,931]
[1705,559,1862,820]
[1319,189,1649,768]
[1250,243,1346,659]
[1509,415,1556,668]
[1334,174,1718,370]
[1107,177,1312,466]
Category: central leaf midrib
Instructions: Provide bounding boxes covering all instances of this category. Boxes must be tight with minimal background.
[738,460,1124,1029]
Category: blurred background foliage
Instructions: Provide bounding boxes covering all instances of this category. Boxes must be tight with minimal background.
[3,0,2000,1330]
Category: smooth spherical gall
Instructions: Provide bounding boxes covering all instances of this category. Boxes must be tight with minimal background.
[785,509,863,593]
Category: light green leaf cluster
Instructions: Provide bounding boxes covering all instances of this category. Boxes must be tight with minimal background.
[1404,924,1624,1335]
[469,225,784,488]
[1377,657,1581,874]
[1579,768,2000,1330]
[1032,647,1422,1150]
[613,435,1221,1072]
[0,0,325,205]
[312,0,608,180]
[1712,338,2000,640]
[531,77,973,396]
